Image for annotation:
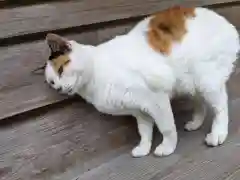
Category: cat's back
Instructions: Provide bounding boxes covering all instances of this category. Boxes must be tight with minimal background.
[97,6,239,62]
[171,7,239,57]
[128,6,239,78]
[94,6,240,80]
[130,6,239,56]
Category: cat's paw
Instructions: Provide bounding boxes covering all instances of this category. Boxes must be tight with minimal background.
[205,130,228,146]
[131,143,151,157]
[154,143,176,157]
[184,119,203,131]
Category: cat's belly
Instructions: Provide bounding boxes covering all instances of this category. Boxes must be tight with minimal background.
[94,100,134,115]
[172,76,196,97]
[93,85,145,116]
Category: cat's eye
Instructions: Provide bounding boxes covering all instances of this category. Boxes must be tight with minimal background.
[49,80,55,85]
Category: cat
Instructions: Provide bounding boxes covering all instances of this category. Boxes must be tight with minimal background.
[44,6,240,157]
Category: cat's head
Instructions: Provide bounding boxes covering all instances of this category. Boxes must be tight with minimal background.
[44,33,92,95]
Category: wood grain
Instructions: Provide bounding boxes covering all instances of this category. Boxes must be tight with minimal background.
[0,101,136,180]
[216,4,240,29]
[69,98,240,180]
[0,0,64,9]
[0,1,240,180]
[1,93,240,180]
[0,21,138,120]
[0,31,99,120]
[224,168,240,180]
[97,22,134,43]
[1,4,240,120]
[0,0,238,40]
[149,139,240,180]
[1,3,240,120]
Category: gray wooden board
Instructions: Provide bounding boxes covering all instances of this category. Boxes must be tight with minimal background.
[0,81,239,180]
[74,98,240,180]
[224,168,240,180]
[0,33,94,120]
[0,101,137,180]
[149,139,240,180]
[0,0,238,40]
[0,22,136,120]
[76,139,240,180]
[1,4,240,120]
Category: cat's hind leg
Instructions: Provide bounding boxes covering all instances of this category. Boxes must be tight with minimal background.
[202,83,229,146]
[185,97,206,131]
[131,114,154,157]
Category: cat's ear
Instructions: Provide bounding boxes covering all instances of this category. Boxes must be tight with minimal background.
[46,33,71,54]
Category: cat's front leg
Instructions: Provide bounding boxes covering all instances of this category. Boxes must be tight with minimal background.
[131,114,153,157]
[146,93,177,156]
[202,84,229,146]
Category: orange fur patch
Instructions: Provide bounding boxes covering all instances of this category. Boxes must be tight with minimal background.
[148,6,195,55]
[51,55,70,75]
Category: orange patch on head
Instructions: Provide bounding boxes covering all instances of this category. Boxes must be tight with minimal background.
[148,6,195,55]
[51,55,70,76]
[46,33,72,76]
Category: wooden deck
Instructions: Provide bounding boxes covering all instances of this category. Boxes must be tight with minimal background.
[0,0,240,180]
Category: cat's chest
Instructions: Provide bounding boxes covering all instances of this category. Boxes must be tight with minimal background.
[92,83,137,115]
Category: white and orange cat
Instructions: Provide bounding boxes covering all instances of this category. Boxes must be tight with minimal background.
[44,6,239,157]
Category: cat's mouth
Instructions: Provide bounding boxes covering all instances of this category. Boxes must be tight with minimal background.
[66,88,75,95]
[65,76,79,96]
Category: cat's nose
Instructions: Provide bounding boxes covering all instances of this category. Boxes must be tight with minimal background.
[56,87,62,92]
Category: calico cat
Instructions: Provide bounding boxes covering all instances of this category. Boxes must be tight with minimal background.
[44,6,239,157]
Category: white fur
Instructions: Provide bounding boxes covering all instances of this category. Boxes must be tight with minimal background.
[45,7,240,157]
[185,98,206,131]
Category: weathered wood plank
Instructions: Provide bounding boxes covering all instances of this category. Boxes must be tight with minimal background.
[0,0,63,9]
[0,31,98,120]
[0,101,136,180]
[73,98,240,180]
[78,137,240,180]
[216,4,240,29]
[1,72,240,180]
[1,96,239,180]
[1,4,240,120]
[224,168,240,180]
[97,23,134,43]
[0,21,137,120]
[149,139,240,180]
[0,0,238,40]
